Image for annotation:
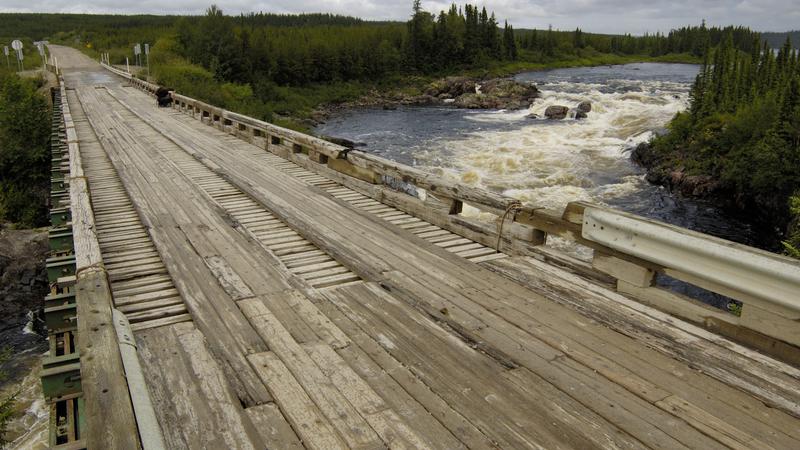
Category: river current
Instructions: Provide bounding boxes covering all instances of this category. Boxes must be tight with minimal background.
[316,63,758,252]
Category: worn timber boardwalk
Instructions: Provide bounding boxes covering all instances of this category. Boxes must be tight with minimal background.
[46,45,800,449]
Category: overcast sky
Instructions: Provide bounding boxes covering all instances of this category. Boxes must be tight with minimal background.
[1,0,797,34]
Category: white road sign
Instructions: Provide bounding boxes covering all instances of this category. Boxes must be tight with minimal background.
[11,39,23,51]
[3,46,7,56]
[134,43,141,55]
[144,43,149,55]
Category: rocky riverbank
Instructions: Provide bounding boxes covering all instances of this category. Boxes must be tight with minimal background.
[0,225,48,380]
[311,75,539,125]
[631,142,723,198]
[630,141,789,251]
[1,225,48,447]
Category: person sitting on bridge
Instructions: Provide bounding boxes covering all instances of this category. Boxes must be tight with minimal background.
[155,87,174,107]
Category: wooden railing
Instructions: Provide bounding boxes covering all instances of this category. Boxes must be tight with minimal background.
[102,62,800,362]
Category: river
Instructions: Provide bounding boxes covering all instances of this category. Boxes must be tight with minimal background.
[315,63,759,253]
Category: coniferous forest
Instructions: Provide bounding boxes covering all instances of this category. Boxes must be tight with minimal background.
[644,35,800,253]
[2,3,754,126]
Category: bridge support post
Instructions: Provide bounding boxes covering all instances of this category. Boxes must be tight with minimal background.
[592,251,655,288]
[309,150,328,164]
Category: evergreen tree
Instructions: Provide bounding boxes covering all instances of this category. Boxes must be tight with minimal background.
[573,28,585,49]
[486,12,501,58]
[503,21,517,60]
[544,24,556,57]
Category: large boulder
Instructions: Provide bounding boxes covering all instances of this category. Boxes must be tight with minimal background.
[631,142,656,167]
[574,101,591,119]
[481,79,538,98]
[545,105,569,120]
[425,76,477,98]
[455,94,502,109]
[429,77,539,110]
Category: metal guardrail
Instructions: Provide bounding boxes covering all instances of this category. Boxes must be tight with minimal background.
[102,61,800,360]
[584,207,800,313]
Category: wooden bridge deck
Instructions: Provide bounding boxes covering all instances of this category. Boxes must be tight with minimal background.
[49,46,800,449]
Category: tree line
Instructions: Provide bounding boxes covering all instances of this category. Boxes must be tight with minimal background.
[170,4,756,89]
[649,35,800,254]
[762,31,800,49]
[516,22,759,59]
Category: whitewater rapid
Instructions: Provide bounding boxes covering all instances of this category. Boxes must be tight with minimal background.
[414,78,691,213]
[317,63,763,250]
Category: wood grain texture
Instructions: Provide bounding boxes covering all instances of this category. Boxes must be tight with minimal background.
[75,271,140,450]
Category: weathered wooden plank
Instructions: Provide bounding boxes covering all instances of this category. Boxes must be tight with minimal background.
[486,256,800,417]
[239,298,383,449]
[203,255,255,300]
[244,404,303,450]
[303,343,429,448]
[656,395,773,450]
[304,291,479,449]
[281,290,350,348]
[321,282,642,449]
[246,352,347,450]
[75,270,140,449]
[135,323,265,449]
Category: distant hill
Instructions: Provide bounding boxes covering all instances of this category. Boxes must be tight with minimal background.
[762,30,800,48]
[0,14,178,40]
[0,12,367,40]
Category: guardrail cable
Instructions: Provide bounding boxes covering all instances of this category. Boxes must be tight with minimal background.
[496,201,523,253]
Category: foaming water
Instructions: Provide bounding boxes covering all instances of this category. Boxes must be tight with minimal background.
[316,63,759,248]
[2,352,48,449]
[428,80,689,211]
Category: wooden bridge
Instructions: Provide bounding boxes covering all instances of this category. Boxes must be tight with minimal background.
[41,45,800,449]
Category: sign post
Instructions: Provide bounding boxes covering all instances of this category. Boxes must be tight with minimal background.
[34,41,47,73]
[3,46,8,69]
[144,43,150,79]
[11,39,23,72]
[126,57,130,73]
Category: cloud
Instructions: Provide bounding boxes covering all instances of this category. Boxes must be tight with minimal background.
[0,0,796,34]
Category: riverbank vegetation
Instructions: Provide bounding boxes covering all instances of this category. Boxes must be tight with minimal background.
[642,35,800,254]
[0,68,51,227]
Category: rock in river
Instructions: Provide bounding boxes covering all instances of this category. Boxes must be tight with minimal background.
[545,105,569,119]
[427,77,539,110]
